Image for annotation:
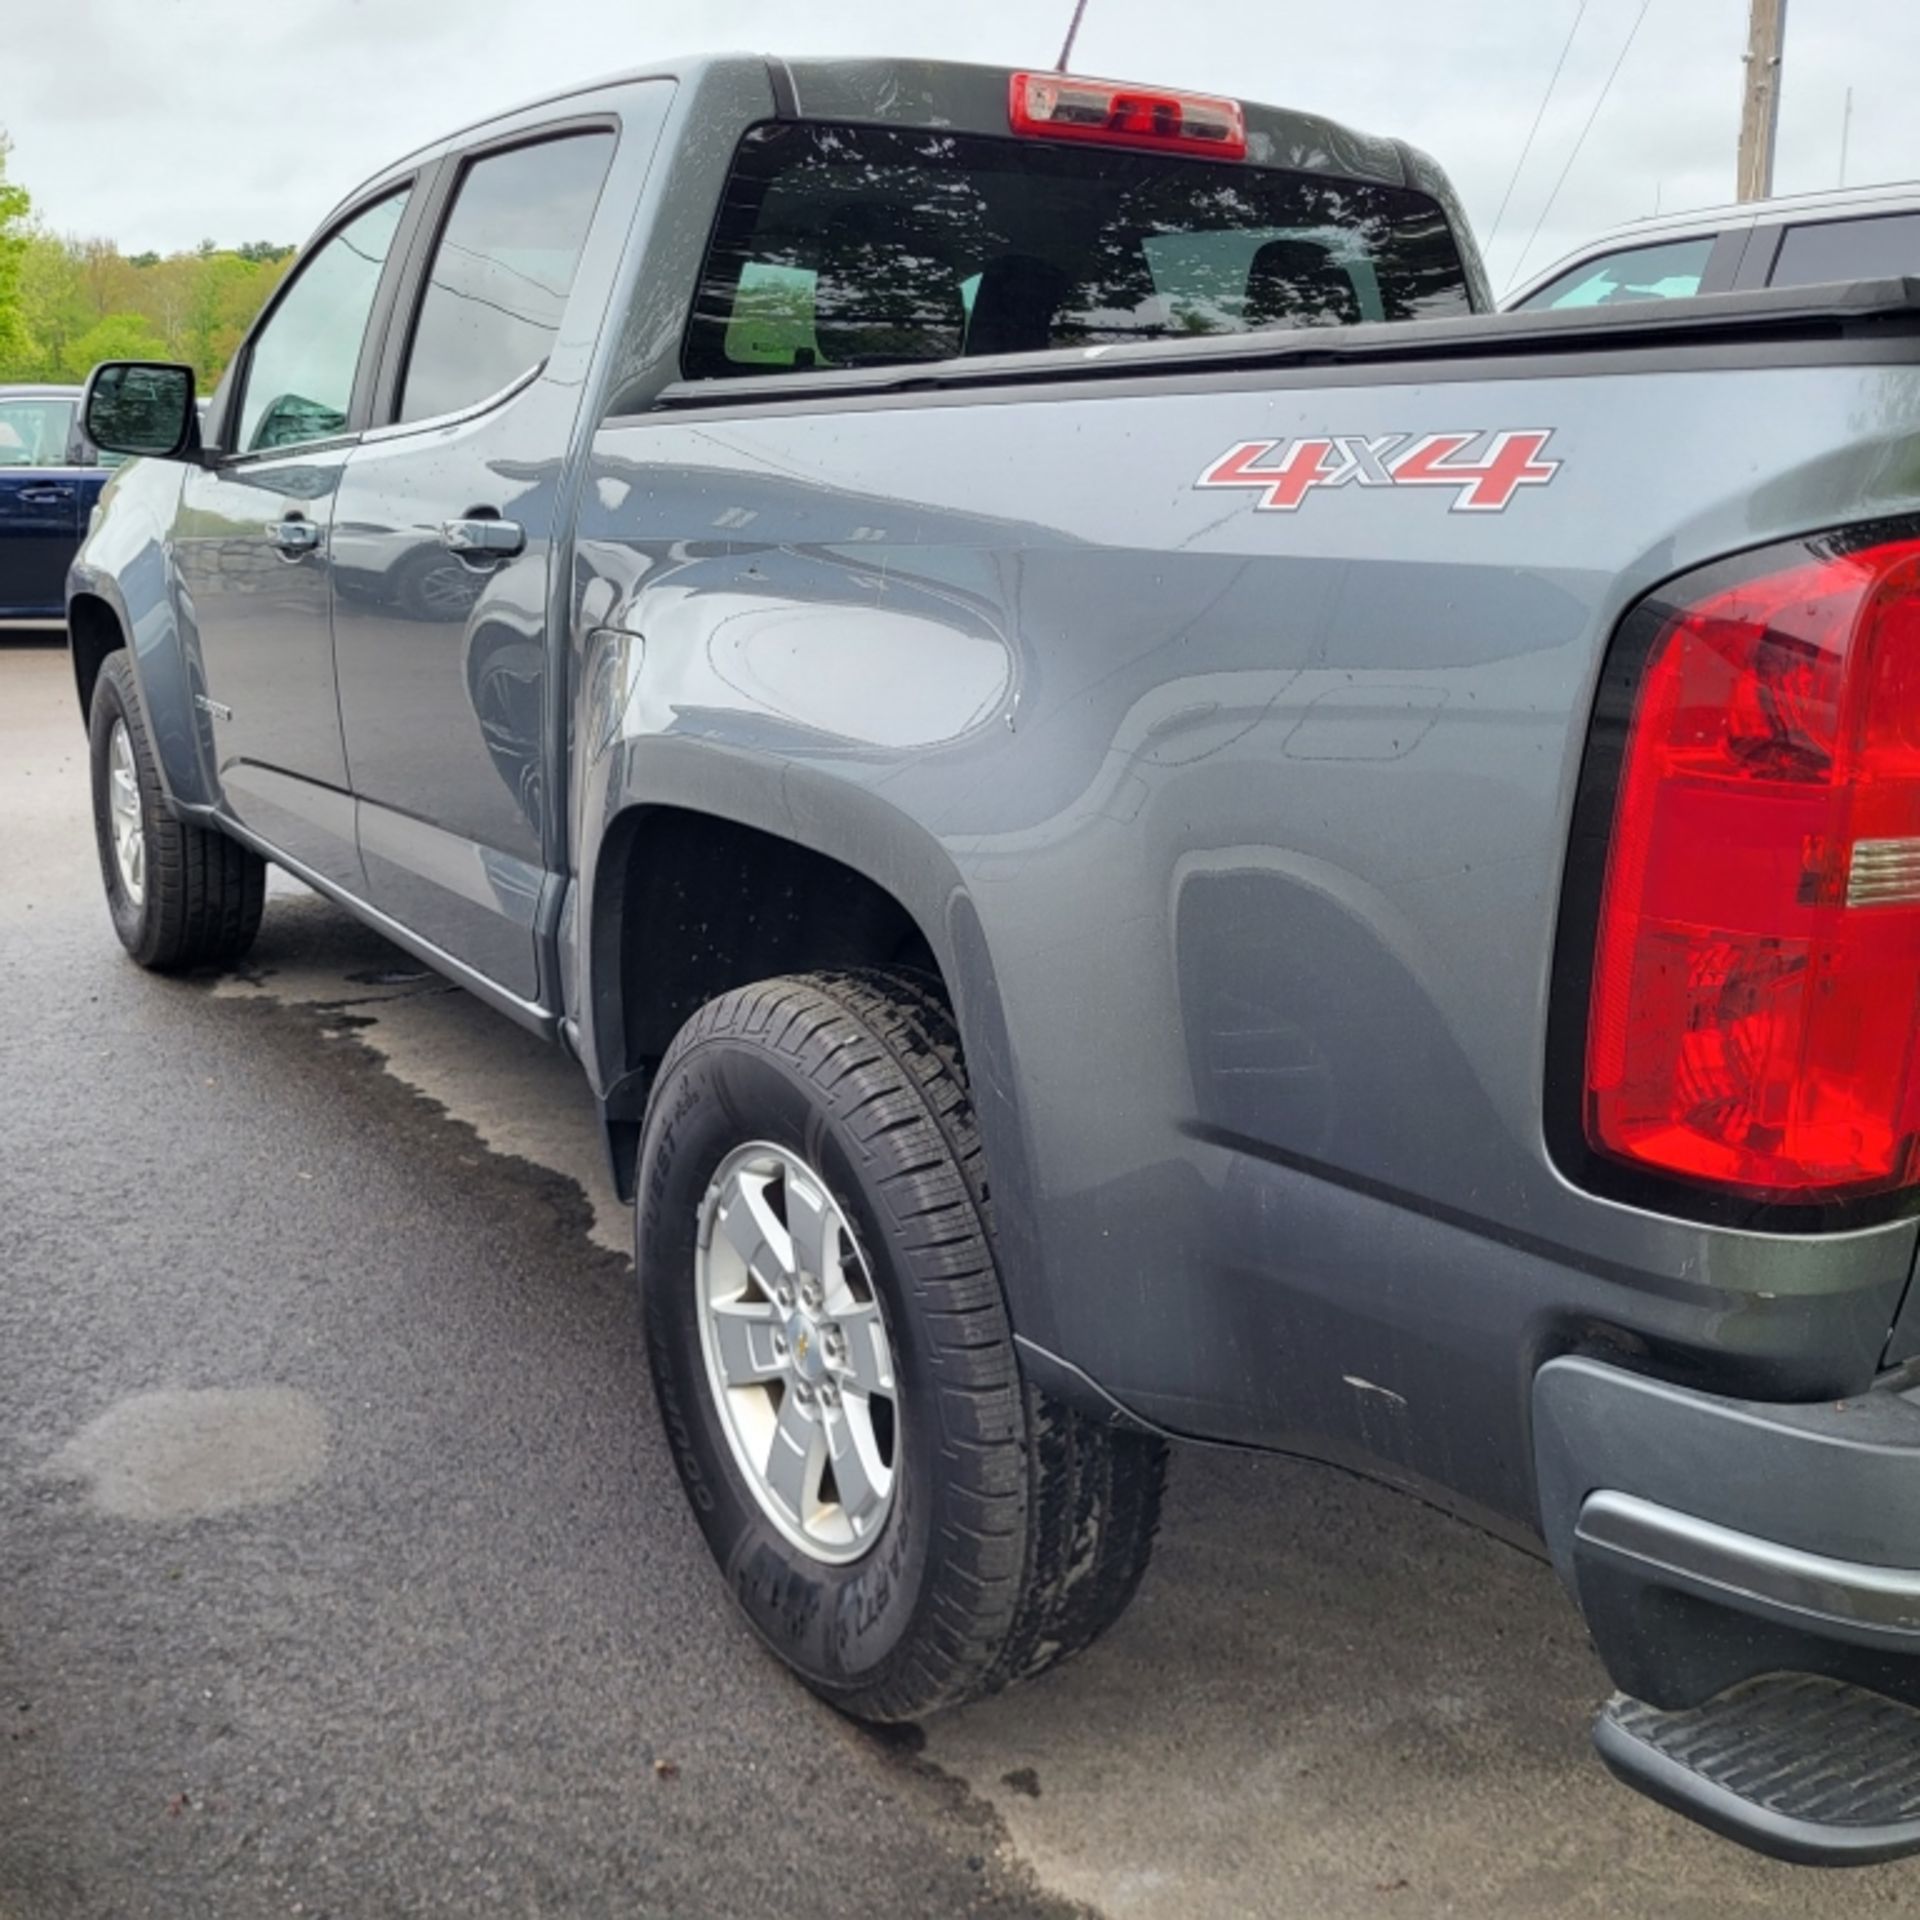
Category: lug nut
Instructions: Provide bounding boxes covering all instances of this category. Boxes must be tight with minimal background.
[772,1332,788,1357]
[819,1383,840,1411]
[775,1284,794,1310]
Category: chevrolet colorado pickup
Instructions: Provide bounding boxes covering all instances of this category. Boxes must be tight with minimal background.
[65,53,1920,1866]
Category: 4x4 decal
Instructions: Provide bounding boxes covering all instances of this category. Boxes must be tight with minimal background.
[1197,430,1561,513]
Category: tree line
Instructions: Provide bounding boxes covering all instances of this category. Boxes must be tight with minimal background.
[0,134,294,388]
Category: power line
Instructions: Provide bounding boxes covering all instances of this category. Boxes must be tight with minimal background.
[1484,1,1590,271]
[1507,0,1657,290]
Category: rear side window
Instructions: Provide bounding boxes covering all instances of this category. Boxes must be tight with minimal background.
[684,123,1471,379]
[1769,211,1920,291]
[1515,236,1716,311]
[399,131,615,424]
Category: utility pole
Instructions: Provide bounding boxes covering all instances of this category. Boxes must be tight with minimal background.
[1735,0,1789,202]
[1839,85,1853,188]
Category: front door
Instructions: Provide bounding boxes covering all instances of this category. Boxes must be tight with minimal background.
[175,189,411,889]
[330,130,615,999]
[0,392,83,619]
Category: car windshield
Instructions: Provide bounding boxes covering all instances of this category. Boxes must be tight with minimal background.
[0,397,77,468]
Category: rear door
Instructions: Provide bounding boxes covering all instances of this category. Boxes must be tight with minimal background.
[0,393,83,620]
[329,121,624,998]
[174,186,416,888]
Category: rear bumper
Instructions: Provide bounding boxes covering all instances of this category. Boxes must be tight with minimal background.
[1535,1356,1920,1709]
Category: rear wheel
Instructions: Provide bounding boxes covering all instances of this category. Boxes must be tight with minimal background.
[637,967,1167,1721]
[88,651,265,971]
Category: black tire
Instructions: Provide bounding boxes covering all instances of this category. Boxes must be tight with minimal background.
[637,967,1167,1722]
[88,650,265,971]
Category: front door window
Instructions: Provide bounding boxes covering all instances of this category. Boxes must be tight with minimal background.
[236,192,407,453]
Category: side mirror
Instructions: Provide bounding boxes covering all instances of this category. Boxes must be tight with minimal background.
[81,361,200,461]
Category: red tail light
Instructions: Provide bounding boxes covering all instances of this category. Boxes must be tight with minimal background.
[1588,531,1920,1200]
[1008,73,1247,160]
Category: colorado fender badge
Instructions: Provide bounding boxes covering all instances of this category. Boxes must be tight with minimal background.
[1196,430,1561,514]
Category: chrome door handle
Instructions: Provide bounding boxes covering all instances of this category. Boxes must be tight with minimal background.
[18,485,74,504]
[440,517,525,558]
[268,518,322,555]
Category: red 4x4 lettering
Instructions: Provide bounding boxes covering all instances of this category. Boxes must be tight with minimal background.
[1196,429,1560,513]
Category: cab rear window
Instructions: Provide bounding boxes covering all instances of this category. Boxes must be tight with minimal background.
[683,122,1472,380]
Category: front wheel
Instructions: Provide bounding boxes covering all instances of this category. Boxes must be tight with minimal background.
[637,968,1167,1722]
[88,651,265,971]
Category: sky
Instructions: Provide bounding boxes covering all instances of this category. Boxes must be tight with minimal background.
[2,0,1915,292]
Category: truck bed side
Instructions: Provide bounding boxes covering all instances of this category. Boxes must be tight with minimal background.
[573,299,1920,1535]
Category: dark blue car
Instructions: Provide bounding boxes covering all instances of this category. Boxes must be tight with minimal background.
[0,384,114,628]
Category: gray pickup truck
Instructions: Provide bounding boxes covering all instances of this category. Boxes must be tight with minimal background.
[65,53,1920,1866]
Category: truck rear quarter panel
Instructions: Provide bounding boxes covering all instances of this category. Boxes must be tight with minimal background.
[576,348,1920,1535]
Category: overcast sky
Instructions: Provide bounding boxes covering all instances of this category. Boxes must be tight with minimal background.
[3,0,1915,290]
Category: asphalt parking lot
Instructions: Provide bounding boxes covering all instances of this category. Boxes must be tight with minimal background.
[5,633,1916,1918]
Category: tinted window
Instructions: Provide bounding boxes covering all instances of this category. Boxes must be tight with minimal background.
[1516,236,1716,310]
[399,133,614,424]
[0,397,76,467]
[238,192,407,454]
[685,124,1472,379]
[1770,212,1920,289]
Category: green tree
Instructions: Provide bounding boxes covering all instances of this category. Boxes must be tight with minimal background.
[14,231,88,377]
[66,311,171,374]
[0,134,34,374]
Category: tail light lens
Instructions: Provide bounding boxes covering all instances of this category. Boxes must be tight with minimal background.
[1588,531,1920,1200]
[1008,73,1247,160]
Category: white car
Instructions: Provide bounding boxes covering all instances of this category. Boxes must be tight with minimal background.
[1506,179,1920,311]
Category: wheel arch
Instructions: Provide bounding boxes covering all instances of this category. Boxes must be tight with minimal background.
[580,764,1056,1353]
[67,590,127,726]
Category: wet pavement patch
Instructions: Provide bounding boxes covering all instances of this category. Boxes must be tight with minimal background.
[47,1388,329,1521]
